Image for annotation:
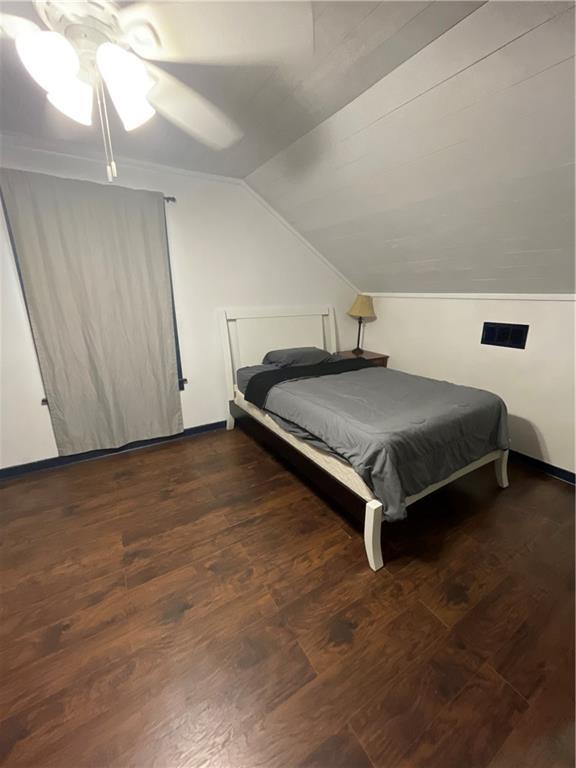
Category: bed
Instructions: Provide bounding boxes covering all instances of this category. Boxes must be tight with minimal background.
[220,305,510,571]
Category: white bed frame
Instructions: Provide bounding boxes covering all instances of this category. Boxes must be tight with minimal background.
[220,304,509,571]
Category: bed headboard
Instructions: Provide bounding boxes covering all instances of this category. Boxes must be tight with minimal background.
[220,304,337,401]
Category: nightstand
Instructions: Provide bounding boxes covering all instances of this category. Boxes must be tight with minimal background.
[339,350,389,368]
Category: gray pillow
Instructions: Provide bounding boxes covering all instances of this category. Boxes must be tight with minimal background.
[262,347,335,367]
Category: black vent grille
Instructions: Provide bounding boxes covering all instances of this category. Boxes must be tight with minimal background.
[481,322,529,349]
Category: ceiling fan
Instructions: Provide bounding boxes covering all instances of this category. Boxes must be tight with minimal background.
[0,1,312,180]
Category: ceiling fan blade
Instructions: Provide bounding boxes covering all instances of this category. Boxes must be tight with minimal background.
[0,13,39,39]
[145,63,242,149]
[118,2,312,63]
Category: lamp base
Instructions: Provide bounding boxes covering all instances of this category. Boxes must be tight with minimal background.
[353,317,363,356]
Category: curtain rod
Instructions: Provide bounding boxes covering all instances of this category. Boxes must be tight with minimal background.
[164,196,177,203]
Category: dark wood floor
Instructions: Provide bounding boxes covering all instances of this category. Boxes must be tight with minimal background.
[0,429,573,768]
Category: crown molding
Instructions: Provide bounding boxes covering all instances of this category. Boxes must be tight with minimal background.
[0,132,244,186]
[242,181,359,293]
[366,292,576,302]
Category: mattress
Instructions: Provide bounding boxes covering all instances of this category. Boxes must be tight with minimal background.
[239,363,509,521]
[234,388,374,502]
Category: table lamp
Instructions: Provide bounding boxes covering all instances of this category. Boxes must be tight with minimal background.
[347,294,376,354]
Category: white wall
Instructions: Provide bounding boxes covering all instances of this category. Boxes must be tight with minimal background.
[2,145,573,474]
[0,143,357,468]
[1,209,59,465]
[364,295,575,472]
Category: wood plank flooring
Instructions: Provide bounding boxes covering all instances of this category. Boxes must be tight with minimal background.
[0,429,573,768]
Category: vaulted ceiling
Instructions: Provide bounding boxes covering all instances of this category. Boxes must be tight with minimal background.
[247,1,575,293]
[0,1,482,177]
[1,2,574,293]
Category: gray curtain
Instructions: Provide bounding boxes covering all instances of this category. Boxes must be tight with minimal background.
[1,169,183,455]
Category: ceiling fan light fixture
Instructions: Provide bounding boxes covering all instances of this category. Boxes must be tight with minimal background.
[110,92,155,131]
[47,79,94,126]
[16,30,79,93]
[96,42,155,131]
[0,13,39,40]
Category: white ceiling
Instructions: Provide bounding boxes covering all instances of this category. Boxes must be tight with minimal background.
[1,2,574,294]
[0,1,483,178]
[247,1,576,293]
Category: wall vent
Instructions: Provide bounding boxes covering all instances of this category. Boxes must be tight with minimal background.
[481,322,529,349]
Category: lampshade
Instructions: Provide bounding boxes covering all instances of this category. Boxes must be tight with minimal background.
[16,30,79,93]
[47,78,94,126]
[97,43,155,131]
[347,294,376,319]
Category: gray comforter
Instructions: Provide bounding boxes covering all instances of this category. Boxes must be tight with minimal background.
[239,365,509,521]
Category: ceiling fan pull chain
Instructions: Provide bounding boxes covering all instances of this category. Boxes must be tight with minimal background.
[95,81,113,182]
[100,82,117,179]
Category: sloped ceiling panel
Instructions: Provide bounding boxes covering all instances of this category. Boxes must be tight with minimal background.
[246,2,575,293]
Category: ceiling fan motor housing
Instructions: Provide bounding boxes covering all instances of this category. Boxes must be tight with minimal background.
[34,1,125,83]
[35,0,122,40]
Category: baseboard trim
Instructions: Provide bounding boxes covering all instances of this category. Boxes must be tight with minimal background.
[510,450,575,485]
[0,421,227,481]
[2,427,572,488]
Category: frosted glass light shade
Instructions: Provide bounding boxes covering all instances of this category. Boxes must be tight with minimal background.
[48,79,94,126]
[0,13,39,40]
[16,30,79,93]
[96,42,155,131]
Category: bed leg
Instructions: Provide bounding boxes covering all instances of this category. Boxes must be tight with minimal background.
[495,450,509,488]
[364,500,384,571]
[226,414,235,431]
